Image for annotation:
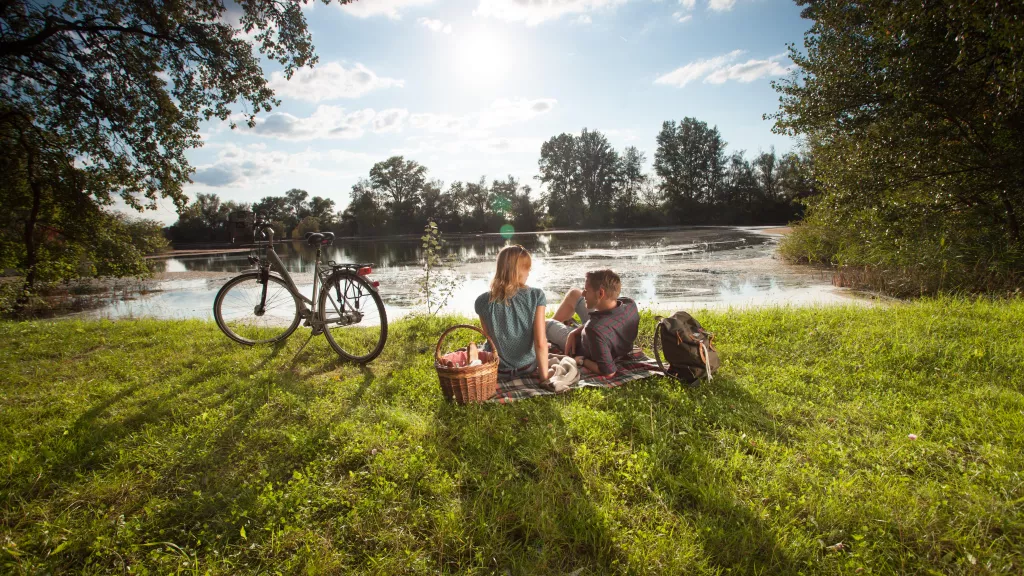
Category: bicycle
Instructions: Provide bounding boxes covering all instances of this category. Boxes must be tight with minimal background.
[212,224,388,363]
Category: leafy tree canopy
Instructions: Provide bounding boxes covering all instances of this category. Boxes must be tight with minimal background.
[1,0,342,209]
[774,0,1024,243]
[1,0,348,293]
[771,0,1024,260]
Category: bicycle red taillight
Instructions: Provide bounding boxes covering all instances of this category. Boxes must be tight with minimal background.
[371,281,380,288]
[357,266,372,276]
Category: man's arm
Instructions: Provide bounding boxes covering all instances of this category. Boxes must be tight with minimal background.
[564,326,583,356]
[583,332,617,377]
[580,357,612,377]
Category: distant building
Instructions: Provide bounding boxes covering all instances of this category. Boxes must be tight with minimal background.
[228,210,255,244]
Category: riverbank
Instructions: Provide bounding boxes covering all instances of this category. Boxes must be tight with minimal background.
[2,300,1021,574]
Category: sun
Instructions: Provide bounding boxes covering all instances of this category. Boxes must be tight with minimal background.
[453,25,511,91]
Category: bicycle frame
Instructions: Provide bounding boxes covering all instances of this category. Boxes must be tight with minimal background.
[265,227,314,297]
[254,226,374,333]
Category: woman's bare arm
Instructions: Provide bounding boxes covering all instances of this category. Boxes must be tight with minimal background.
[533,305,550,380]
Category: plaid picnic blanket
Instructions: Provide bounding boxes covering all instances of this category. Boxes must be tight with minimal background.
[490,347,664,403]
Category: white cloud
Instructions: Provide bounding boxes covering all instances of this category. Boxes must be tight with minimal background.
[704,54,791,83]
[654,50,790,88]
[475,0,628,26]
[268,62,402,102]
[190,144,312,188]
[373,108,409,133]
[418,17,453,33]
[655,51,791,87]
[575,15,592,25]
[341,0,435,19]
[655,50,745,87]
[708,0,736,11]
[393,136,544,157]
[477,98,558,129]
[679,0,696,8]
[409,98,557,134]
[244,106,402,141]
[672,12,692,22]
[239,98,556,141]
[409,113,469,134]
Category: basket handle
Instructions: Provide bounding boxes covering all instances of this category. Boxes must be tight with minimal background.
[435,324,500,364]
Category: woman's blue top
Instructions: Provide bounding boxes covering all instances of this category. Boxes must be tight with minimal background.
[474,287,547,373]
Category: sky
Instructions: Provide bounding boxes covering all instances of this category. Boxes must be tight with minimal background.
[141,0,810,224]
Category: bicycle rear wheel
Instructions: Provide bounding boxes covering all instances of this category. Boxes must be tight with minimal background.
[214,272,301,345]
[318,272,388,363]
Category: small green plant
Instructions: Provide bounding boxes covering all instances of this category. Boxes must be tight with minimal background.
[418,221,460,316]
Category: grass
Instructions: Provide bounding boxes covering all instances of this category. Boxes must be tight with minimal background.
[1,300,1022,575]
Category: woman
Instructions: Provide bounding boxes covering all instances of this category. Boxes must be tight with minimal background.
[475,244,552,381]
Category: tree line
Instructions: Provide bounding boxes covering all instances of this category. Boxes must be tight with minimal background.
[171,120,813,242]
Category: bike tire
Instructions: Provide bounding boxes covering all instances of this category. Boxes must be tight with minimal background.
[213,272,302,345]
[318,272,388,363]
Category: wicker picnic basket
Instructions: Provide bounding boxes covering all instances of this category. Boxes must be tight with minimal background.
[434,324,500,404]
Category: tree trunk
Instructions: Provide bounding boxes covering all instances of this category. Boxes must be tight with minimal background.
[998,190,1022,246]
[18,133,42,302]
[22,179,42,294]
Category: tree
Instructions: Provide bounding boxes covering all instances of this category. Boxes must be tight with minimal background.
[752,149,779,201]
[308,196,336,225]
[0,0,345,291]
[510,185,543,233]
[616,146,647,225]
[167,193,250,243]
[771,0,1024,289]
[538,133,582,228]
[461,177,490,232]
[776,150,817,202]
[576,129,621,226]
[339,179,385,236]
[654,118,727,223]
[419,179,455,231]
[488,175,518,229]
[369,156,426,231]
[292,216,320,239]
[722,152,760,222]
[252,195,291,224]
[436,181,464,232]
[284,189,310,226]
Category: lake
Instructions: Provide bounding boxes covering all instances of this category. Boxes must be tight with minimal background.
[83,227,857,321]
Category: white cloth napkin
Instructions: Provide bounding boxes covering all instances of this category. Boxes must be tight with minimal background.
[545,355,580,393]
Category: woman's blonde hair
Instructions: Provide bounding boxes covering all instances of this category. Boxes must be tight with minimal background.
[489,244,532,303]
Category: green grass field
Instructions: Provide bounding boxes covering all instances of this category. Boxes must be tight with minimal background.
[1,300,1022,574]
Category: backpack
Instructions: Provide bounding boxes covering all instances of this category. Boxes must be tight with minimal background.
[653,311,720,384]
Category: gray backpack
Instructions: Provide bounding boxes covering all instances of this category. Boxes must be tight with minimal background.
[653,311,720,384]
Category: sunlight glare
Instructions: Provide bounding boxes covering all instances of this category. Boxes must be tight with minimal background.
[454,26,509,91]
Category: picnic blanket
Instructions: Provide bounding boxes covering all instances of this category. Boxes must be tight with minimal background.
[490,347,664,403]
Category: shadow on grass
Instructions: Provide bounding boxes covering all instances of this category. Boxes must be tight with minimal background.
[422,366,800,574]
[431,399,620,574]
[603,374,799,574]
[7,341,296,499]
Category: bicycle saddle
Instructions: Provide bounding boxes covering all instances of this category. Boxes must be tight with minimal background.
[304,231,335,246]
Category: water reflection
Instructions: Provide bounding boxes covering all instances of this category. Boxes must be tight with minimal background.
[156,228,769,275]
[84,228,858,322]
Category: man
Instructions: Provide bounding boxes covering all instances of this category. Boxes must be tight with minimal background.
[545,269,639,377]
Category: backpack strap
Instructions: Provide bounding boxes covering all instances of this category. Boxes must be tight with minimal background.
[699,341,713,382]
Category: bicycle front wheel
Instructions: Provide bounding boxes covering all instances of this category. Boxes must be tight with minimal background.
[318,272,388,363]
[214,272,301,345]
